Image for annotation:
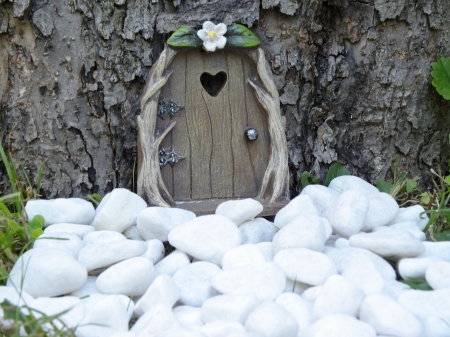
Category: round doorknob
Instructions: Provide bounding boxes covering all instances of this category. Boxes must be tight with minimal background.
[245,128,258,141]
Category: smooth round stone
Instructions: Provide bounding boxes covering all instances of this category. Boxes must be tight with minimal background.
[70,276,100,297]
[110,333,138,337]
[212,262,285,301]
[301,286,323,304]
[397,257,441,280]
[312,275,365,320]
[137,207,196,241]
[173,306,204,327]
[91,188,147,233]
[215,199,263,226]
[335,238,350,249]
[0,286,33,330]
[374,225,426,242]
[381,222,426,241]
[239,218,276,244]
[141,239,165,264]
[341,256,384,295]
[158,329,207,337]
[29,296,84,330]
[275,293,312,336]
[134,275,179,317]
[78,240,148,271]
[245,301,298,337]
[131,306,181,335]
[300,184,339,215]
[173,262,221,307]
[325,246,396,279]
[349,228,425,258]
[422,316,450,337]
[285,278,311,295]
[123,225,144,240]
[273,248,337,286]
[361,192,399,231]
[398,288,450,319]
[274,195,320,229]
[321,218,333,240]
[325,190,369,238]
[83,230,127,245]
[388,205,429,230]
[7,248,87,298]
[200,321,246,337]
[168,215,241,266]
[77,294,130,336]
[221,244,266,270]
[96,257,154,296]
[33,232,84,258]
[272,215,326,254]
[25,198,95,226]
[306,314,376,337]
[359,294,423,337]
[155,250,191,277]
[44,223,95,238]
[420,241,450,261]
[426,260,450,290]
[202,294,260,324]
[255,242,274,261]
[381,279,411,300]
[328,175,379,194]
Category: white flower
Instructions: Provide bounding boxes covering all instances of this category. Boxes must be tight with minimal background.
[197,21,227,52]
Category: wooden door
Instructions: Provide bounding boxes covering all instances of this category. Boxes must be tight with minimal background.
[157,49,270,202]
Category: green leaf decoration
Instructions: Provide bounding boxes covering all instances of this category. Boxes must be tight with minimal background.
[28,214,45,231]
[375,180,393,193]
[431,57,450,100]
[225,24,260,49]
[167,26,203,50]
[406,179,417,193]
[324,162,350,187]
[300,171,320,190]
[400,277,433,291]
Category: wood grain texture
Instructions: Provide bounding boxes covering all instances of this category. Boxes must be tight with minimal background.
[138,46,289,210]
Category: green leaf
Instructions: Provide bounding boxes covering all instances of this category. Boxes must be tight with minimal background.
[87,193,103,206]
[300,171,320,190]
[431,57,450,100]
[420,192,431,205]
[430,231,450,241]
[29,228,43,239]
[324,162,350,187]
[167,26,203,50]
[28,214,45,231]
[406,179,417,193]
[400,278,433,291]
[444,175,450,185]
[225,24,260,49]
[375,180,393,193]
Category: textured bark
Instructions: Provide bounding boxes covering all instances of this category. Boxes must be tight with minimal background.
[1,0,449,200]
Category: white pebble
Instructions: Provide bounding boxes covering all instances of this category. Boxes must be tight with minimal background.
[44,223,95,238]
[426,260,450,290]
[215,199,263,226]
[201,294,259,324]
[155,250,191,277]
[221,244,266,270]
[274,195,320,229]
[33,232,84,258]
[239,218,276,244]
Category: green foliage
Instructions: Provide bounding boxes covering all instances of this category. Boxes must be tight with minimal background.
[0,142,44,285]
[375,155,420,205]
[0,299,76,336]
[300,162,349,190]
[400,277,433,291]
[167,26,203,50]
[87,193,103,206]
[431,57,450,100]
[324,162,350,186]
[225,24,260,49]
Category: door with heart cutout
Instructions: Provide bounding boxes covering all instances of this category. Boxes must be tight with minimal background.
[156,49,271,204]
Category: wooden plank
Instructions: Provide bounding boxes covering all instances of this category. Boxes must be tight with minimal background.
[173,198,289,216]
[225,52,258,197]
[201,51,234,198]
[242,54,270,190]
[169,53,191,201]
[185,50,213,199]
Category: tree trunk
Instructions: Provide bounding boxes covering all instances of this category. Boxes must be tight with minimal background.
[1,0,449,199]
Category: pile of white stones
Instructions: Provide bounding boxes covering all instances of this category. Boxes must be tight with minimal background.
[2,175,450,337]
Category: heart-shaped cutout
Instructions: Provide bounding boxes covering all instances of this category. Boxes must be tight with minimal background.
[200,71,227,97]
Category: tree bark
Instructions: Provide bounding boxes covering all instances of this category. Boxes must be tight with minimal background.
[1,0,449,199]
